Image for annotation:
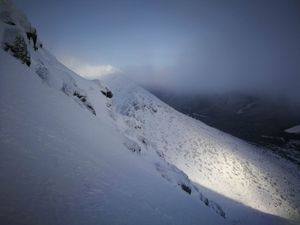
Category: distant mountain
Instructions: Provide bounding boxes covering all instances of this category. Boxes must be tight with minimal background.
[0,1,299,224]
[285,125,300,135]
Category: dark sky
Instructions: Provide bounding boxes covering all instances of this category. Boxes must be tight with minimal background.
[14,0,300,103]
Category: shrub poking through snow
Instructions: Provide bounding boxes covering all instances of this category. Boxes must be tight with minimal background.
[62,83,96,115]
[86,104,96,115]
[124,139,141,153]
[35,65,48,82]
[73,91,96,115]
[199,193,226,218]
[73,91,86,101]
[26,27,37,50]
[101,87,113,98]
[179,183,192,194]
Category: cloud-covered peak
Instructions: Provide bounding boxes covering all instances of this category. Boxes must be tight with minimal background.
[61,56,121,79]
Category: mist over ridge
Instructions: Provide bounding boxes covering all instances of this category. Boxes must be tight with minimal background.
[14,0,300,106]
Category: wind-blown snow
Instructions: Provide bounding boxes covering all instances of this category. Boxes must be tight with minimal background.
[0,1,299,225]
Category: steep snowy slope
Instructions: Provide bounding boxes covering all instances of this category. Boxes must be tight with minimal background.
[0,2,231,225]
[1,52,231,225]
[148,91,300,166]
[101,75,300,223]
[0,1,299,225]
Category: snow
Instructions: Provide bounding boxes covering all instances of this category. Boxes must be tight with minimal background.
[285,125,300,134]
[0,48,228,225]
[0,2,228,224]
[102,74,300,223]
[0,1,299,225]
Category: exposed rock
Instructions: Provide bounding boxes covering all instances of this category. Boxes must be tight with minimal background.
[62,83,96,116]
[199,193,226,218]
[2,30,31,66]
[26,27,37,50]
[0,10,15,25]
[73,91,96,115]
[101,87,113,98]
[179,183,192,194]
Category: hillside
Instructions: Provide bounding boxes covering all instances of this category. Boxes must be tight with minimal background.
[0,1,299,224]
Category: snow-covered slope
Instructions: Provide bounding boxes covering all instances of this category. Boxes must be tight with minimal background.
[0,2,231,224]
[0,1,299,224]
[285,125,300,134]
[1,52,230,225]
[102,75,300,222]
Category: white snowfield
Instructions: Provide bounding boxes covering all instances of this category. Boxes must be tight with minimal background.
[285,125,300,134]
[0,1,299,225]
[103,75,300,222]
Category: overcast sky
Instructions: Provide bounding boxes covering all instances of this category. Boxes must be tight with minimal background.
[15,0,300,102]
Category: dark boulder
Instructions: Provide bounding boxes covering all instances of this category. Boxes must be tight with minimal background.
[26,28,37,50]
[101,87,113,98]
[179,183,192,194]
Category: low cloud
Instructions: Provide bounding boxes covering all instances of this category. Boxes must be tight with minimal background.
[60,56,121,79]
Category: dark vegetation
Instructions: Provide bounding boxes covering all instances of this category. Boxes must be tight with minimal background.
[26,28,37,50]
[199,193,226,218]
[179,183,192,194]
[73,91,96,115]
[101,87,113,98]
[3,35,31,66]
